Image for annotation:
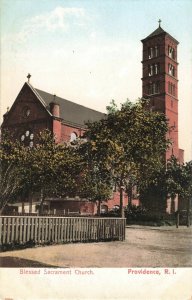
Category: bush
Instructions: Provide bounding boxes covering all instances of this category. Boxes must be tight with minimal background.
[100,210,121,218]
[125,204,176,226]
[1,239,36,252]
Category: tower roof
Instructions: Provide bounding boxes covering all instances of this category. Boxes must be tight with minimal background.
[141,26,179,44]
[146,26,166,38]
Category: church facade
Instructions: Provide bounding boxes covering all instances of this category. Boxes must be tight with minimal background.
[1,23,183,215]
[2,81,105,147]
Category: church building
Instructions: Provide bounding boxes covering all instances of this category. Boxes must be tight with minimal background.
[2,77,128,214]
[1,22,183,215]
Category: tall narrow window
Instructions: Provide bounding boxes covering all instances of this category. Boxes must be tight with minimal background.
[168,82,171,94]
[154,82,159,93]
[168,46,175,59]
[154,64,159,74]
[168,82,176,96]
[168,64,175,76]
[148,82,159,95]
[148,47,153,59]
[148,83,152,95]
[155,46,159,57]
[168,64,171,75]
[148,65,153,76]
[172,49,175,59]
[172,67,175,77]
[173,84,175,96]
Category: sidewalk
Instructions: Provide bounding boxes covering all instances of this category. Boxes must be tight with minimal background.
[126,225,188,230]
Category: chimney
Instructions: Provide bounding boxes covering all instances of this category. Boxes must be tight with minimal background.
[49,95,60,118]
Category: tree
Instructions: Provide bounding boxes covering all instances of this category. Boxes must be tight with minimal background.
[142,156,192,223]
[0,133,29,214]
[0,130,83,214]
[21,130,83,213]
[183,161,192,226]
[78,140,114,215]
[83,98,170,217]
[165,157,192,225]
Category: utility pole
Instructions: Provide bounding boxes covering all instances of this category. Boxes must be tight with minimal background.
[187,197,191,227]
[120,185,125,218]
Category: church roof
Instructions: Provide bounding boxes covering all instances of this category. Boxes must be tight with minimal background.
[34,87,106,128]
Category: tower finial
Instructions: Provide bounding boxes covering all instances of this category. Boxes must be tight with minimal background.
[27,73,31,83]
[158,19,162,27]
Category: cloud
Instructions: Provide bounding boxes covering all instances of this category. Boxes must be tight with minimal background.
[4,6,86,44]
[30,7,85,31]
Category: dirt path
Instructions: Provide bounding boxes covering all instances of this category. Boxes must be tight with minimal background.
[0,226,191,268]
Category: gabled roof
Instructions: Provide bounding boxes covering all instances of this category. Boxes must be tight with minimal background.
[34,87,106,127]
[141,26,179,44]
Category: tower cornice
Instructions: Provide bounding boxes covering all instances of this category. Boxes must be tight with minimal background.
[141,55,179,65]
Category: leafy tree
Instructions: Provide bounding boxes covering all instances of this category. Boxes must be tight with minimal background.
[78,140,114,214]
[183,161,192,226]
[83,98,170,217]
[106,99,118,114]
[0,133,29,214]
[142,156,192,219]
[0,130,83,214]
[165,157,192,219]
[21,130,83,213]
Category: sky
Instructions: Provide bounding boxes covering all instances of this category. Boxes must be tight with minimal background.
[1,0,192,161]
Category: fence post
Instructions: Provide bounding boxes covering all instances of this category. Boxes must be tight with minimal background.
[176,211,179,228]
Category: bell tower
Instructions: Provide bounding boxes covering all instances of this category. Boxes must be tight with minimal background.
[141,21,180,161]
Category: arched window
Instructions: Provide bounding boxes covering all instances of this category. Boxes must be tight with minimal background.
[70,132,77,142]
[168,46,175,59]
[22,106,30,118]
[168,64,175,77]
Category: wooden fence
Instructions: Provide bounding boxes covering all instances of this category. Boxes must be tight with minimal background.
[0,216,126,246]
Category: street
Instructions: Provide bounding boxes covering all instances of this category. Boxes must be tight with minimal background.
[0,226,191,268]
